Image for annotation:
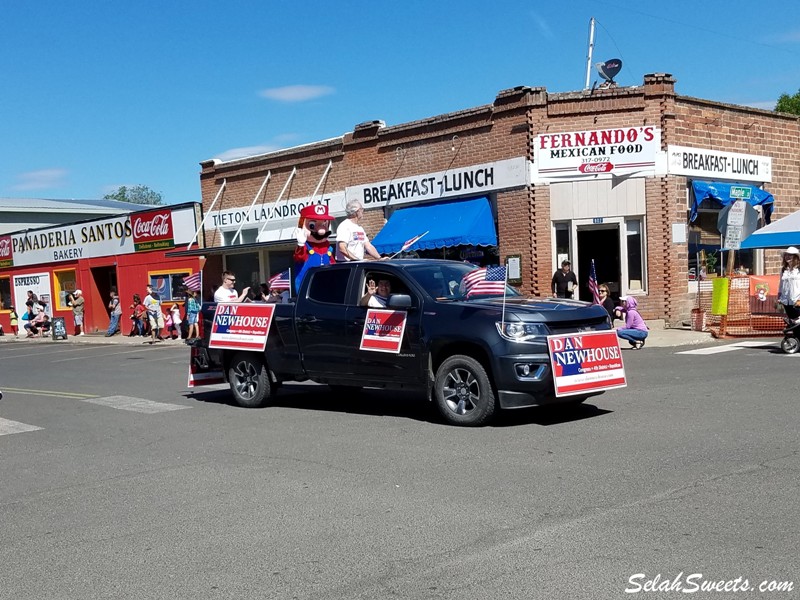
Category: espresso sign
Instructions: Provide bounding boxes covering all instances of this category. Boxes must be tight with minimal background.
[131,209,175,251]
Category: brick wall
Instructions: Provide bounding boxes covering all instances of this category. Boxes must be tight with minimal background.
[197,73,800,324]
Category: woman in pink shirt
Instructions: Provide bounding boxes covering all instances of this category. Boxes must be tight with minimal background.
[615,296,648,350]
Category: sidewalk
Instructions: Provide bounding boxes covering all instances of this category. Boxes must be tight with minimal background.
[0,322,722,348]
[0,331,189,346]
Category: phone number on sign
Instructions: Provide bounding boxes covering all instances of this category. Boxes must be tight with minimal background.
[626,573,794,594]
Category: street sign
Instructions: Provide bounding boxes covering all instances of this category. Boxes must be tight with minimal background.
[727,200,747,227]
[729,186,752,200]
[725,226,743,250]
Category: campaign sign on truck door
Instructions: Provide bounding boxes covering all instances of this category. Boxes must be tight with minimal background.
[547,330,627,397]
[209,303,276,352]
[360,309,408,353]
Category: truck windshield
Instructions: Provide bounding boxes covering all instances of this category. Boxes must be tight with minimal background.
[406,263,520,300]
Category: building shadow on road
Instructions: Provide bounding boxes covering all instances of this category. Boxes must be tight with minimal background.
[185,385,612,427]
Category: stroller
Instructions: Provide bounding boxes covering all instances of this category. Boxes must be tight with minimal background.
[781,318,800,354]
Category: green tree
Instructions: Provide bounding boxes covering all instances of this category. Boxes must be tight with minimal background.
[775,89,800,115]
[104,185,163,205]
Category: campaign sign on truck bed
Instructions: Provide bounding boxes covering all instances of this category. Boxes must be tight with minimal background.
[360,309,408,354]
[209,303,276,352]
[547,330,627,397]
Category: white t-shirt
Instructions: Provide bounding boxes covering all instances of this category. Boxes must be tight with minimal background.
[335,219,368,261]
[367,294,388,308]
[779,267,800,304]
[214,285,239,303]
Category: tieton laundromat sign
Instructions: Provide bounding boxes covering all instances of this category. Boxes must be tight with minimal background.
[667,145,772,182]
[532,126,662,181]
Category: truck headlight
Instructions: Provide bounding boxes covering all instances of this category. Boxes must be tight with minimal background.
[496,321,549,342]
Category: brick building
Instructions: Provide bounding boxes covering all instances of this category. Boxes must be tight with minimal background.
[193,73,800,324]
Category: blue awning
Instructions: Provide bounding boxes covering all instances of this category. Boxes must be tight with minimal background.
[690,180,774,223]
[372,197,497,254]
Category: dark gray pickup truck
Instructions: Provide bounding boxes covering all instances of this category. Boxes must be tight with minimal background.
[189,259,612,426]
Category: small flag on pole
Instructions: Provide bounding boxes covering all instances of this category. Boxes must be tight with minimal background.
[588,259,601,304]
[268,269,291,291]
[389,231,429,259]
[182,272,202,292]
[401,231,428,252]
[461,265,507,297]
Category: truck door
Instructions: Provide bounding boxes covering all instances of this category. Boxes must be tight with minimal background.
[345,268,425,385]
[295,268,353,376]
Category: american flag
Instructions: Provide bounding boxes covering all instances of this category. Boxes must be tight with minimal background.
[462,265,507,297]
[401,231,428,252]
[268,269,291,291]
[182,272,202,291]
[588,259,601,304]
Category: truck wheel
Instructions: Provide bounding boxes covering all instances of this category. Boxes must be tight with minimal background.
[228,353,272,408]
[434,355,496,426]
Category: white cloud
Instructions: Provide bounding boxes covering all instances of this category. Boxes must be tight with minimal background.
[772,29,800,43]
[214,145,281,162]
[529,11,555,40]
[258,85,334,102]
[13,168,68,191]
[742,100,776,110]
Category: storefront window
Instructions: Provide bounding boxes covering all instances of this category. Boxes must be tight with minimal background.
[555,222,571,266]
[0,277,10,310]
[626,220,644,291]
[223,228,258,245]
[150,271,191,301]
[224,252,261,293]
[54,269,77,310]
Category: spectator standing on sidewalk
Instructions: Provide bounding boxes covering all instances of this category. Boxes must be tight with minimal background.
[9,306,19,336]
[105,289,122,336]
[778,246,800,326]
[143,285,165,343]
[551,260,578,299]
[185,290,201,340]
[72,290,85,336]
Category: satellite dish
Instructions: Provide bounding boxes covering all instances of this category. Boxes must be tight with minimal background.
[595,59,622,82]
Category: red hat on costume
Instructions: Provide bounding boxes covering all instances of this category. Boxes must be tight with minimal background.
[299,204,333,221]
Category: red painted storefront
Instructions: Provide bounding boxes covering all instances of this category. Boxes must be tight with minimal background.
[0,203,203,335]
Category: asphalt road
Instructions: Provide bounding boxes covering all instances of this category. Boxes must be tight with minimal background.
[0,340,797,600]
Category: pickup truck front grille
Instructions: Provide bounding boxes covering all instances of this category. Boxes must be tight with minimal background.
[547,316,611,336]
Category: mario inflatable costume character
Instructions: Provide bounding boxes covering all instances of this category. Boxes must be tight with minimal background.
[294,204,336,293]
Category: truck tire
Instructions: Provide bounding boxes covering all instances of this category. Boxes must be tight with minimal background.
[228,352,272,408]
[434,355,497,426]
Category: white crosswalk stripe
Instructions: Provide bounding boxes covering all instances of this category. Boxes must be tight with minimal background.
[0,417,43,437]
[676,341,777,355]
[81,395,190,413]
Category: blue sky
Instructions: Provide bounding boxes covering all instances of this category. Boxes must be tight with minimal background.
[2,1,798,204]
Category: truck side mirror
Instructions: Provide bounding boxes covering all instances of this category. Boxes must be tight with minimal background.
[387,294,412,309]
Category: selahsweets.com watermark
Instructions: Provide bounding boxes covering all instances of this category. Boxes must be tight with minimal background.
[625,573,794,594]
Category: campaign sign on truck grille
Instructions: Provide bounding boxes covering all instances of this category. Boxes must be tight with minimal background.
[360,309,408,354]
[209,303,276,352]
[547,330,627,397]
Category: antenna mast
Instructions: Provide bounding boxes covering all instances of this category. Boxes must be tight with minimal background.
[584,17,596,90]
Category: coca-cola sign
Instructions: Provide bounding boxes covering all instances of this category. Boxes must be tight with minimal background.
[0,235,13,267]
[579,162,614,173]
[131,209,175,251]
